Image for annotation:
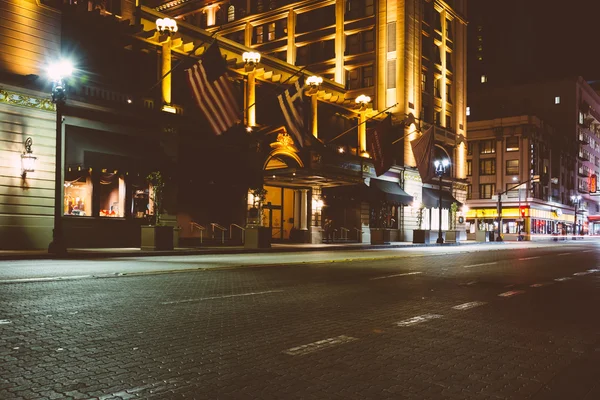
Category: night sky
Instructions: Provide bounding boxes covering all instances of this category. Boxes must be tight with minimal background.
[469,0,600,86]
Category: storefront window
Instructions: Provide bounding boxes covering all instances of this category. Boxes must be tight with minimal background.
[64,172,92,217]
[99,172,125,217]
[132,187,149,219]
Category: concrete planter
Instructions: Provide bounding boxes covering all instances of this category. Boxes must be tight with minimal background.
[141,225,174,251]
[445,230,464,243]
[370,228,391,245]
[412,229,431,244]
[245,226,271,249]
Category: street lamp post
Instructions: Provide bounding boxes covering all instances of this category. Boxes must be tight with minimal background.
[434,158,450,244]
[47,60,73,256]
[571,194,581,238]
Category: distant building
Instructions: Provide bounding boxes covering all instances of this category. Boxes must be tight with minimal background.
[466,115,576,240]
[468,77,600,236]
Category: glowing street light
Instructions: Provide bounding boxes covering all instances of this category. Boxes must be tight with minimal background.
[156,18,178,35]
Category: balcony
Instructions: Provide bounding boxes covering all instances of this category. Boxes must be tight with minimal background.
[578,168,589,177]
[578,133,590,145]
[578,151,590,161]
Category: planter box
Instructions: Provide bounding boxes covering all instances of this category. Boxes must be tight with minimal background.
[141,225,174,251]
[371,228,391,245]
[445,230,464,243]
[412,229,431,244]
[245,226,271,248]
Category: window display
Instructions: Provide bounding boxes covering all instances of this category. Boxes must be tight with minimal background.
[64,173,92,216]
[99,172,125,217]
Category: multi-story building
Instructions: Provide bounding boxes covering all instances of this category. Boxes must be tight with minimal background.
[468,77,600,236]
[466,115,576,240]
[1,0,468,249]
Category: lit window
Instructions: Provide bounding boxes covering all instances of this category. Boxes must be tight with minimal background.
[64,171,92,217]
[466,106,471,116]
[481,75,487,83]
[227,5,235,22]
[555,96,560,104]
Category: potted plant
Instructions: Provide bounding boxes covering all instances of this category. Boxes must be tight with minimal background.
[370,201,391,245]
[412,203,430,244]
[445,202,461,243]
[140,171,174,250]
[245,187,271,248]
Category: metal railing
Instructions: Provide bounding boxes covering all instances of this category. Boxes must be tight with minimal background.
[340,227,349,240]
[190,222,205,244]
[211,223,228,244]
[352,227,363,243]
[230,223,246,243]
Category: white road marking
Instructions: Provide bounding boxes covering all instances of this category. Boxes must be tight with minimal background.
[582,250,594,253]
[452,301,487,310]
[396,314,442,327]
[530,282,554,288]
[554,277,572,282]
[0,320,11,324]
[161,290,284,305]
[283,335,358,356]
[0,275,93,284]
[557,253,571,256]
[498,290,525,297]
[370,271,422,280]
[588,269,600,273]
[574,271,592,276]
[519,256,540,261]
[463,262,497,269]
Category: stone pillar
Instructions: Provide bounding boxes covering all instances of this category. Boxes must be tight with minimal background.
[310,94,318,138]
[294,190,301,229]
[334,0,345,84]
[358,111,367,156]
[245,70,256,127]
[300,189,308,230]
[161,39,172,107]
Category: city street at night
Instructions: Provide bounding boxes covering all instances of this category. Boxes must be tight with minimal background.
[1,241,600,399]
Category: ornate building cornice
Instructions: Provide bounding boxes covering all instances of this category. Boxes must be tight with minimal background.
[0,89,55,112]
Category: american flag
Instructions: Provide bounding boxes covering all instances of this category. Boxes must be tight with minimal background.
[277,76,308,147]
[185,41,241,135]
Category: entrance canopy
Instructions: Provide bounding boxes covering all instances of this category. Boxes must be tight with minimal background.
[369,178,413,205]
[422,187,462,209]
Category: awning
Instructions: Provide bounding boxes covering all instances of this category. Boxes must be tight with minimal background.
[588,215,600,222]
[422,187,462,209]
[369,178,413,205]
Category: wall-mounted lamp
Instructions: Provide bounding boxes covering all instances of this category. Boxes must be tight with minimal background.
[156,18,178,35]
[21,137,37,177]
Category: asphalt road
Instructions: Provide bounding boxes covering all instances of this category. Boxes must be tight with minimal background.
[1,241,599,399]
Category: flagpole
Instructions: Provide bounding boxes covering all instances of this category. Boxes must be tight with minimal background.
[242,64,312,115]
[326,103,398,144]
[391,120,434,145]
[144,26,224,97]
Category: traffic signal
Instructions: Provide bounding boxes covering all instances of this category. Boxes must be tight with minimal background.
[519,207,526,218]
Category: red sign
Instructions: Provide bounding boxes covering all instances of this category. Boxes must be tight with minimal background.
[590,174,597,193]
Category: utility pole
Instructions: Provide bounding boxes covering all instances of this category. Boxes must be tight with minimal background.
[495,175,540,242]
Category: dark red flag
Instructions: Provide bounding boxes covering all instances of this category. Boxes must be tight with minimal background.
[410,125,435,182]
[366,114,393,176]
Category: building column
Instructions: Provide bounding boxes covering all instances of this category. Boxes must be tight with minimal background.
[334,0,345,84]
[287,10,296,65]
[300,189,308,230]
[245,70,256,127]
[310,93,318,138]
[294,190,301,229]
[161,38,172,107]
[358,110,367,156]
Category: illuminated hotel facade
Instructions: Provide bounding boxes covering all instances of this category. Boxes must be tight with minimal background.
[0,0,468,249]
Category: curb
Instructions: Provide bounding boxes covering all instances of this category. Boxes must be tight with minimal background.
[0,240,510,261]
